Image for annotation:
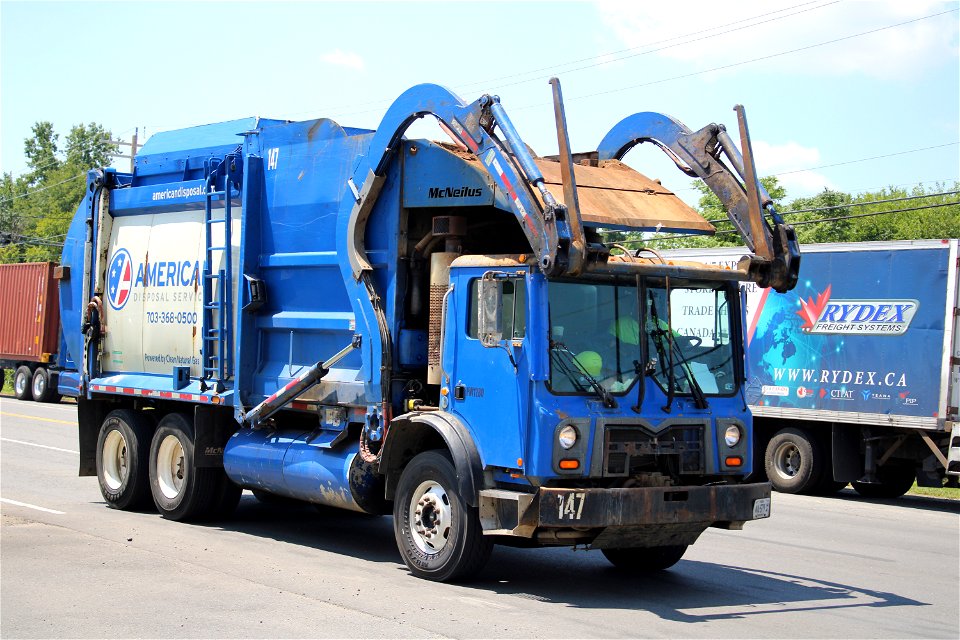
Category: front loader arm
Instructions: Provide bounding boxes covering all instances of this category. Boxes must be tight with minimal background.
[340,83,578,280]
[335,84,580,412]
[597,109,799,293]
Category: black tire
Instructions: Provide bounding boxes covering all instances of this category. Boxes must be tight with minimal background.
[14,366,33,401]
[148,412,221,521]
[602,545,688,571]
[393,450,492,582]
[852,464,915,499]
[765,428,823,494]
[31,367,60,403]
[96,409,154,510]
[210,474,243,519]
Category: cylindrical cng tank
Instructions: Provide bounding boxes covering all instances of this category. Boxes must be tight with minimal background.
[223,428,387,514]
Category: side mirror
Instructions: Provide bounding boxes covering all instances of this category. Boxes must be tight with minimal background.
[477,278,503,348]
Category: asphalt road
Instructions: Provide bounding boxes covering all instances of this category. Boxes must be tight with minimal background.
[1,395,958,639]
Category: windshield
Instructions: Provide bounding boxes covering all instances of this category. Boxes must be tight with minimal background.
[547,281,737,397]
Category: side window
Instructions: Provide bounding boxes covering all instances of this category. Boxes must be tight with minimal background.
[468,278,526,339]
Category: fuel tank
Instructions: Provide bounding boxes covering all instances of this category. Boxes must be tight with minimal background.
[223,428,387,514]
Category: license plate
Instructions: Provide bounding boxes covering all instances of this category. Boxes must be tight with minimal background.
[752,497,771,519]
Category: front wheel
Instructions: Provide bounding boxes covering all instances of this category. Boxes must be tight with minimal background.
[602,545,688,571]
[393,450,491,582]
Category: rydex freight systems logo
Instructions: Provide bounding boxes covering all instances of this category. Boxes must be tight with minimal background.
[796,284,918,335]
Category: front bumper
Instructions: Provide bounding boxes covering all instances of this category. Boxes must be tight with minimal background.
[479,482,771,544]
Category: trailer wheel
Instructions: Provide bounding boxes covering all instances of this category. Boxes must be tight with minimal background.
[31,367,60,403]
[393,450,492,582]
[852,464,915,499]
[765,428,823,494]
[602,545,688,571]
[14,366,33,401]
[96,409,154,510]
[149,412,221,521]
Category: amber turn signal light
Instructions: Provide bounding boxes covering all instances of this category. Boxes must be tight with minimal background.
[725,456,743,467]
[558,459,580,470]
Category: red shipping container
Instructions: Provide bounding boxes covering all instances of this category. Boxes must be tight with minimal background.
[0,262,60,363]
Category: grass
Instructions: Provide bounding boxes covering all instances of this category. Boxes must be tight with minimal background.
[909,482,960,500]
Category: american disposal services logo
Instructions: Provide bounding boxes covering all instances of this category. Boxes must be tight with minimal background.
[796,285,918,335]
[107,248,133,310]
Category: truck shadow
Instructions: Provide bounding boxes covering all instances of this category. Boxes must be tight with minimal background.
[830,489,960,514]
[208,494,927,622]
[211,494,401,564]
[470,547,928,622]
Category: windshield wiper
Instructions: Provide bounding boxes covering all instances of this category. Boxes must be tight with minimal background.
[551,341,618,409]
[669,339,709,409]
[648,293,708,410]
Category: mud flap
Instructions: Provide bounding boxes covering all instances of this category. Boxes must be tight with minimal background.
[194,405,236,468]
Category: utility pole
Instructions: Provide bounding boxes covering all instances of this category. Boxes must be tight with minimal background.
[105,128,142,172]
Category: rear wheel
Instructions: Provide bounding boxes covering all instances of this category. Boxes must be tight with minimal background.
[393,450,491,582]
[14,366,33,401]
[96,409,154,510]
[149,412,221,521]
[765,428,822,494]
[31,367,60,403]
[853,464,915,499]
[602,545,688,571]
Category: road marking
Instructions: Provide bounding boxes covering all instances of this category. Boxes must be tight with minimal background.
[0,437,79,454]
[0,497,65,515]
[0,412,77,426]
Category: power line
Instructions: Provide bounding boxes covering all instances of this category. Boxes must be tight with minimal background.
[146,2,842,130]
[0,173,85,206]
[452,1,841,94]
[703,190,960,228]
[671,143,960,193]
[631,199,960,244]
[509,6,959,111]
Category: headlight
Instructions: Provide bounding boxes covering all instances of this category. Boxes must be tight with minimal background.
[724,425,742,447]
[558,425,578,450]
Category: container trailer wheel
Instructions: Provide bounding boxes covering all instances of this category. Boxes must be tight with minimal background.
[852,463,916,499]
[14,366,33,401]
[602,545,688,571]
[764,427,823,494]
[31,367,60,403]
[149,412,221,521]
[393,450,492,582]
[96,409,154,510]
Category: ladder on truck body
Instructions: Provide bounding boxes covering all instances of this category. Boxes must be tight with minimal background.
[201,152,240,390]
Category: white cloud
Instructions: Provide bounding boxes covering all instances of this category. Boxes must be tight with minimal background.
[593,1,959,79]
[752,140,836,196]
[320,49,365,71]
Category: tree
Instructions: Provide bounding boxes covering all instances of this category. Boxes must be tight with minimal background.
[0,122,117,264]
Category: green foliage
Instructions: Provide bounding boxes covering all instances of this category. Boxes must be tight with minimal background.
[0,122,117,264]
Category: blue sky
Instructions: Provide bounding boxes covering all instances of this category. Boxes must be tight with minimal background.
[2,1,958,207]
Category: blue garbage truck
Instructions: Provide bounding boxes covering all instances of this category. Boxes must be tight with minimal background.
[60,81,799,581]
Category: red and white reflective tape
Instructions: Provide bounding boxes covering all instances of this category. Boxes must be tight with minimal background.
[487,154,534,231]
[89,384,220,405]
[449,118,479,153]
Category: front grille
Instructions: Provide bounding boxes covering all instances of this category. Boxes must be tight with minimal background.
[603,425,704,476]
